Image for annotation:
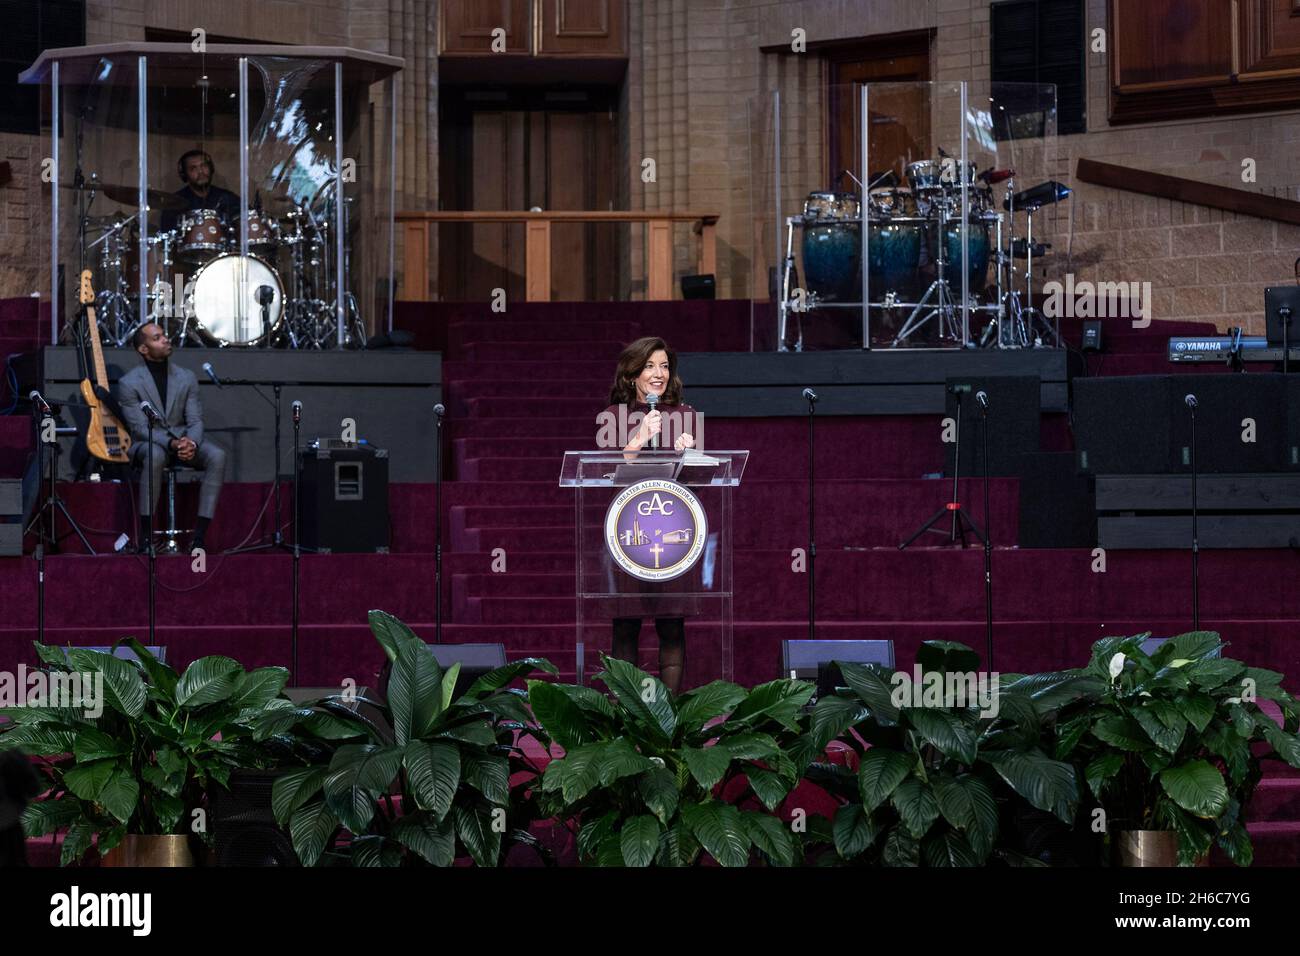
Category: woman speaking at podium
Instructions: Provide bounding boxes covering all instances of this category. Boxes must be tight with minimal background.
[600,337,698,693]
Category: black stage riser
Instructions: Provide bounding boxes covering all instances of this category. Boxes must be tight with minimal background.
[1096,473,1300,549]
[41,347,441,483]
[943,375,1042,478]
[678,350,1068,416]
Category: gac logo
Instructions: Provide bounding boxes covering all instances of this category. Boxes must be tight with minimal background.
[636,493,675,517]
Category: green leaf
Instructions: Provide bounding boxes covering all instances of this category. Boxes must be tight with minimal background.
[367,609,423,662]
[21,798,81,837]
[676,681,747,732]
[637,767,680,825]
[904,708,977,764]
[882,826,919,867]
[151,792,184,833]
[1085,752,1125,799]
[807,695,869,750]
[729,680,815,729]
[577,811,618,862]
[404,741,461,821]
[63,758,116,802]
[542,742,603,803]
[858,747,913,813]
[1174,693,1217,734]
[1186,658,1245,690]
[1159,760,1229,819]
[389,640,443,746]
[595,738,656,786]
[174,656,242,709]
[619,815,662,867]
[1133,703,1186,754]
[922,830,981,867]
[837,662,900,723]
[741,811,796,867]
[681,745,732,792]
[463,658,558,699]
[1260,722,1300,769]
[122,638,178,697]
[463,752,510,805]
[833,802,879,859]
[1203,720,1251,786]
[932,774,998,859]
[891,776,940,839]
[440,662,462,713]
[680,801,750,867]
[436,720,495,746]
[228,667,290,710]
[99,772,140,825]
[323,744,402,832]
[1052,711,1092,761]
[72,727,128,763]
[722,732,782,762]
[0,722,77,754]
[1216,821,1253,867]
[526,680,590,751]
[289,800,339,866]
[391,813,455,866]
[271,767,328,825]
[745,765,795,812]
[1091,714,1150,751]
[1244,667,1287,702]
[1150,631,1223,667]
[983,750,1078,824]
[61,820,94,866]
[454,802,502,867]
[66,648,149,718]
[597,657,676,743]
[352,835,402,867]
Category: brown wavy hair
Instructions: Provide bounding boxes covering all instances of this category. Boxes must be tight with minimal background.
[608,336,683,406]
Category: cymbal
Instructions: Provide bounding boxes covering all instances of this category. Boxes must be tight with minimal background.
[59,179,188,212]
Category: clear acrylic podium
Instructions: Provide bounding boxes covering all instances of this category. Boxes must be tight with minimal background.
[559,450,749,687]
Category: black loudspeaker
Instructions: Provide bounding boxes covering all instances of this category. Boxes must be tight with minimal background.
[944,376,1041,477]
[1170,373,1287,474]
[1016,452,1096,548]
[1073,375,1174,474]
[1288,377,1300,470]
[681,274,716,300]
[210,769,300,866]
[298,443,389,553]
[781,640,895,697]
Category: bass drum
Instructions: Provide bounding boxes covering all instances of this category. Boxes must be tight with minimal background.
[185,254,285,347]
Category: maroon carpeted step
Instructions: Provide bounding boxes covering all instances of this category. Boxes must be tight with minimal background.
[447,321,641,344]
[0,416,32,452]
[447,417,593,440]
[461,341,626,362]
[451,379,610,400]
[442,359,612,381]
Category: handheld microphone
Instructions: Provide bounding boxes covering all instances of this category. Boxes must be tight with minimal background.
[291,400,302,424]
[29,390,52,415]
[1185,393,1198,410]
[140,400,162,424]
[202,362,223,388]
[976,390,989,410]
[433,403,446,418]
[645,392,659,449]
[802,387,819,403]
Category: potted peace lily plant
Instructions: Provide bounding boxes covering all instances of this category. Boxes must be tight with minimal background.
[1050,632,1300,866]
[0,640,297,866]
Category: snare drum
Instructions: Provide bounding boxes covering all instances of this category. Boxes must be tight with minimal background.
[178,209,227,261]
[184,253,284,347]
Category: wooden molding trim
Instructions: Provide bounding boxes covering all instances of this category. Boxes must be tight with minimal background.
[1076,158,1300,226]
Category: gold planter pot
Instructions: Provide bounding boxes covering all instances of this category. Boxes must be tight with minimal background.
[102,834,195,868]
[1115,829,1180,867]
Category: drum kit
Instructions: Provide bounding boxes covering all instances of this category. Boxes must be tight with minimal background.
[70,176,366,350]
[779,155,1071,351]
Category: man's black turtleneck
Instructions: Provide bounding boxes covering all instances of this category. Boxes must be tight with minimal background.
[146,358,168,411]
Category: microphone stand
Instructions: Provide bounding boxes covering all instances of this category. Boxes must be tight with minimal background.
[291,406,302,685]
[147,415,157,646]
[1189,398,1200,630]
[980,395,993,669]
[434,405,444,644]
[223,376,309,555]
[804,388,817,641]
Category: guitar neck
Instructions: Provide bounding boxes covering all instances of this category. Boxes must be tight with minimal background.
[85,306,110,390]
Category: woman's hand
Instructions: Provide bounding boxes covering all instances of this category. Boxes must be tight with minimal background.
[638,409,662,444]
[674,433,695,452]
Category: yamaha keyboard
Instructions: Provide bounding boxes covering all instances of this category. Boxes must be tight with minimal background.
[1168,335,1300,363]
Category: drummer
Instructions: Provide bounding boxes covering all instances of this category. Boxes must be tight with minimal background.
[160,150,241,232]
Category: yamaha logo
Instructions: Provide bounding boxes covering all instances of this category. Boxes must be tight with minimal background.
[604,479,707,582]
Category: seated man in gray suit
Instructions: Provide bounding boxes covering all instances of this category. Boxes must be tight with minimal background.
[118,323,227,551]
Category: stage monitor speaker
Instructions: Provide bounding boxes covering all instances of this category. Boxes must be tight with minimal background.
[1015,452,1096,549]
[298,443,389,553]
[944,376,1040,477]
[781,640,895,698]
[1289,377,1300,470]
[681,274,716,300]
[1168,373,1287,474]
[210,769,300,866]
[1073,376,1174,474]
[1140,636,1220,659]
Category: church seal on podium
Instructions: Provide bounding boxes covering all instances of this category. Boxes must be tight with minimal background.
[604,478,707,582]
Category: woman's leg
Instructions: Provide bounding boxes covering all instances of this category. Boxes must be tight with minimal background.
[612,617,642,665]
[654,617,686,694]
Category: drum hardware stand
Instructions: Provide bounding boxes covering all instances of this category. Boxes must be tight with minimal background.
[899,385,985,550]
[891,199,965,348]
[978,390,994,669]
[434,403,445,643]
[291,400,303,685]
[225,377,302,556]
[803,387,818,640]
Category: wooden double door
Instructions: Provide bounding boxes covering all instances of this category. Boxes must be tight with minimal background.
[438,86,620,302]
